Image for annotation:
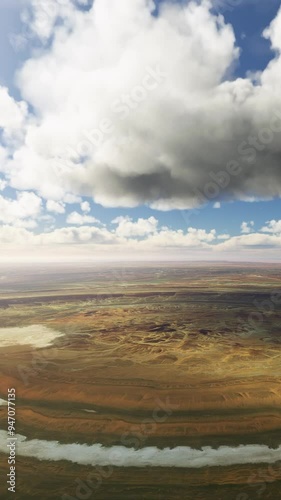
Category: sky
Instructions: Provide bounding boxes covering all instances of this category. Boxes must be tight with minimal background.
[0,0,281,262]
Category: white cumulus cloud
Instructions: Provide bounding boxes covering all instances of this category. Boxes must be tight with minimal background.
[80,201,91,213]
[112,216,158,237]
[46,200,66,214]
[241,221,254,234]
[66,211,101,225]
[261,219,281,235]
[1,0,281,210]
[0,192,42,225]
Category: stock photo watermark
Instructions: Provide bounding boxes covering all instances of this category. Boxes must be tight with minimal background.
[17,347,59,386]
[52,64,167,177]
[213,0,242,13]
[237,290,281,339]
[181,109,281,227]
[62,396,179,500]
[7,388,17,494]
[9,0,82,51]
[236,462,281,500]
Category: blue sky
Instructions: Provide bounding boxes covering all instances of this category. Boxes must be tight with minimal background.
[222,0,281,76]
[0,1,27,92]
[0,0,281,261]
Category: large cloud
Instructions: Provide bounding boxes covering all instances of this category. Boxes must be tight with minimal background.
[1,0,281,208]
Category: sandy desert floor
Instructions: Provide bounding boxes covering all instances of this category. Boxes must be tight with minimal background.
[0,263,280,499]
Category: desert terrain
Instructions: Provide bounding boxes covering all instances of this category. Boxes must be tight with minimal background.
[0,263,280,499]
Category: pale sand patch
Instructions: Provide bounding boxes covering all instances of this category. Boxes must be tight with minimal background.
[0,325,63,349]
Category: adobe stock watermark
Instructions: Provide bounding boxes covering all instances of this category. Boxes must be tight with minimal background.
[194,110,281,205]
[16,269,133,388]
[212,0,242,13]
[62,396,179,500]
[181,109,281,228]
[17,347,59,387]
[7,388,17,494]
[52,64,166,178]
[237,290,281,340]
[236,462,281,500]
[9,0,74,52]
